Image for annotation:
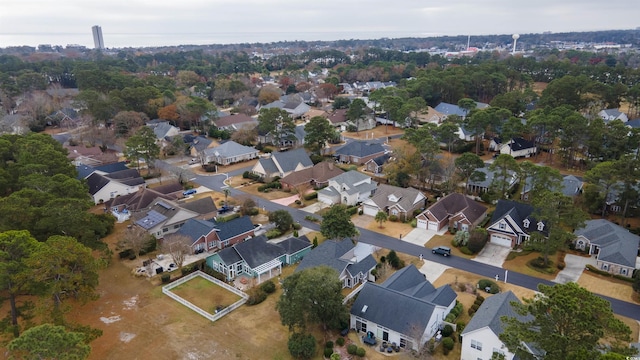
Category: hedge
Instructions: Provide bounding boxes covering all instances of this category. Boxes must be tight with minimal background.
[323,347,334,358]
[586,264,635,283]
[216,213,240,223]
[265,229,283,239]
[478,279,500,294]
[347,206,359,216]
[258,182,282,192]
[246,287,267,305]
[303,192,318,200]
[260,280,276,294]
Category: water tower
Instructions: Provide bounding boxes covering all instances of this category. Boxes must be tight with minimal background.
[512,34,520,54]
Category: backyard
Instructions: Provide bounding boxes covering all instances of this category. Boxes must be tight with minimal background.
[169,276,242,315]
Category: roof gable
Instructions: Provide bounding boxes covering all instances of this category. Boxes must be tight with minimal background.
[462,291,530,336]
[335,141,385,158]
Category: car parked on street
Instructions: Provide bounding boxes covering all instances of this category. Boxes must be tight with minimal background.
[183,188,197,196]
[432,246,451,257]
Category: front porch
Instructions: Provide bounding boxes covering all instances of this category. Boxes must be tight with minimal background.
[232,259,283,290]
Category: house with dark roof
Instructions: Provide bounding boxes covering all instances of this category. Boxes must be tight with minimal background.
[206,235,312,283]
[184,135,214,159]
[499,137,537,158]
[364,154,390,174]
[416,193,488,232]
[486,200,547,248]
[86,168,145,204]
[574,219,639,277]
[212,113,258,132]
[334,141,386,165]
[202,140,259,166]
[317,170,377,206]
[280,161,344,191]
[181,196,218,219]
[362,184,427,221]
[296,238,377,289]
[172,215,256,251]
[251,148,313,181]
[76,161,130,179]
[461,291,538,360]
[350,265,457,351]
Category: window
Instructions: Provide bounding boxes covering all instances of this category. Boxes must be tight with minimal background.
[523,219,530,228]
[499,222,506,230]
[621,268,628,275]
[163,228,169,233]
[461,224,469,231]
[399,338,411,349]
[471,340,483,351]
[602,264,609,271]
[537,222,544,231]
[391,209,398,216]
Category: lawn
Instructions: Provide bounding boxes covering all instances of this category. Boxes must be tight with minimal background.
[578,270,637,304]
[169,276,241,314]
[365,218,414,239]
[502,250,558,281]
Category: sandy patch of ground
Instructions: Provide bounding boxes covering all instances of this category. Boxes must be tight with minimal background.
[341,125,405,140]
[432,267,538,301]
[577,270,638,304]
[365,218,414,239]
[502,251,558,281]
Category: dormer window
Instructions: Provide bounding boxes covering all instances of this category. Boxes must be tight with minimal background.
[523,219,530,228]
[537,222,544,231]
[388,194,399,202]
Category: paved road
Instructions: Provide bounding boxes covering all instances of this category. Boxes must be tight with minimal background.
[157,159,640,321]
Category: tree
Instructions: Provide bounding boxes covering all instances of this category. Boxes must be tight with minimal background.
[584,161,620,217]
[0,230,41,336]
[287,332,316,360]
[304,116,337,154]
[269,210,294,232]
[124,126,160,175]
[403,123,440,188]
[257,108,295,147]
[435,120,459,153]
[230,127,257,146]
[223,188,230,209]
[276,266,347,332]
[8,323,91,360]
[375,211,388,228]
[258,85,281,105]
[489,154,520,199]
[28,236,100,322]
[116,225,153,259]
[332,96,351,110]
[112,110,148,137]
[320,204,358,240]
[500,282,633,360]
[160,233,191,271]
[346,98,368,131]
[455,153,484,194]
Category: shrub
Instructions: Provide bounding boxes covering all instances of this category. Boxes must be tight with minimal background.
[246,287,267,305]
[288,333,316,360]
[216,213,240,223]
[303,192,318,201]
[292,222,302,230]
[346,206,359,216]
[389,214,398,222]
[460,246,474,255]
[323,347,334,358]
[347,344,358,355]
[293,230,299,237]
[478,279,500,294]
[304,215,320,222]
[442,324,454,337]
[468,307,476,316]
[161,274,170,283]
[467,228,488,253]
[557,262,566,270]
[476,295,485,302]
[456,321,466,333]
[470,303,480,312]
[325,341,334,348]
[265,229,283,239]
[330,353,341,360]
[260,280,276,294]
[295,199,302,205]
[445,313,456,322]
[410,219,417,228]
[356,347,366,357]
[336,337,345,346]
[442,337,454,351]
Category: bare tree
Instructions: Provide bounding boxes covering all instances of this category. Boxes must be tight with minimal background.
[293,181,312,205]
[117,225,153,258]
[161,234,192,270]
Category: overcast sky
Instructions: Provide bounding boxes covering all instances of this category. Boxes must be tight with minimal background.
[0,0,638,48]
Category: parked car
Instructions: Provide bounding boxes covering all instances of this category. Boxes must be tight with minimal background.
[432,246,451,257]
[183,189,197,196]
[218,205,231,214]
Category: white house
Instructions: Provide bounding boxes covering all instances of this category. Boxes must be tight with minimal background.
[499,137,536,158]
[362,184,426,221]
[598,109,628,123]
[317,171,377,206]
[86,169,145,204]
[350,265,457,351]
[461,291,538,360]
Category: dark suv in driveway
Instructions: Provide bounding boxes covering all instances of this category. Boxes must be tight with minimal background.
[432,246,451,257]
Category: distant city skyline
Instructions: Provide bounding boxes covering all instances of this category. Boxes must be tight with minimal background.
[0,0,638,48]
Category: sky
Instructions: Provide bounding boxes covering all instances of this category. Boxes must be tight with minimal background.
[0,0,638,48]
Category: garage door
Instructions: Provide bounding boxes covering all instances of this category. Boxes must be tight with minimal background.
[490,234,512,248]
[362,205,378,217]
[417,219,428,230]
[427,222,439,231]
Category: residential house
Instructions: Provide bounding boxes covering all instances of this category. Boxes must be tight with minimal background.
[258,124,306,149]
[183,135,214,159]
[202,140,259,165]
[107,182,184,222]
[296,238,377,289]
[328,109,349,131]
[466,166,519,195]
[134,199,200,239]
[499,137,537,158]
[65,145,118,166]
[598,109,629,123]
[334,141,386,165]
[212,113,258,132]
[574,219,639,277]
[520,174,583,202]
[206,235,312,283]
[261,94,310,119]
[302,109,327,122]
[416,193,488,231]
[317,171,377,206]
[461,291,537,360]
[416,106,445,125]
[364,154,390,174]
[181,196,218,219]
[76,161,130,179]
[280,161,344,191]
[86,168,145,204]
[251,148,313,181]
[172,215,256,252]
[433,101,488,120]
[486,200,547,248]
[0,114,29,134]
[350,265,457,351]
[362,184,427,221]
[147,120,180,142]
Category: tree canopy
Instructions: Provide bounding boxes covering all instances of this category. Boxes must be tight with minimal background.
[320,204,358,240]
[8,323,91,360]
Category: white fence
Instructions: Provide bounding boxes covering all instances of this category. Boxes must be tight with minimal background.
[162,271,249,322]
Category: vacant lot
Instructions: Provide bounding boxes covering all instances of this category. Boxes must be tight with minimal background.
[170,276,242,314]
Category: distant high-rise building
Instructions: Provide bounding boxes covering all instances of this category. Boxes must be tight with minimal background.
[92,25,104,49]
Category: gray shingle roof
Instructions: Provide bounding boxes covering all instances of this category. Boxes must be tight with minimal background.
[425,193,487,224]
[203,141,258,159]
[212,216,255,241]
[233,235,286,268]
[271,148,313,174]
[367,184,425,214]
[575,219,640,267]
[176,218,216,244]
[181,197,217,215]
[335,141,385,158]
[490,200,548,237]
[461,291,529,336]
[468,166,518,190]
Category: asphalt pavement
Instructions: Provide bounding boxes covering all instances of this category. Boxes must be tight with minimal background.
[157,159,640,321]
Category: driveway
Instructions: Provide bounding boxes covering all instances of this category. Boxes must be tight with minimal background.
[472,243,511,267]
[300,201,329,214]
[554,254,596,284]
[402,227,444,247]
[418,260,451,283]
